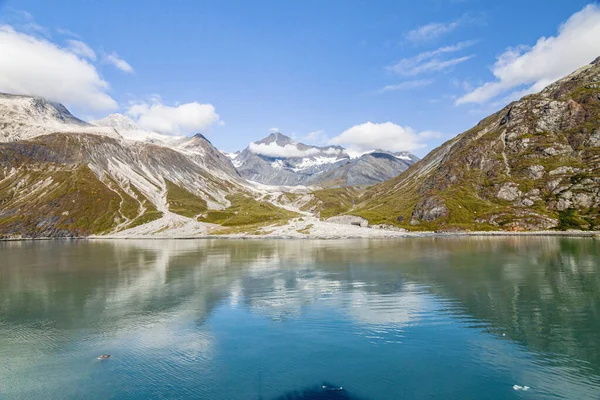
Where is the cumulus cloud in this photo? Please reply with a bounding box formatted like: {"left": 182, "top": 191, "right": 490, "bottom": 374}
{"left": 388, "top": 40, "right": 476, "bottom": 76}
{"left": 66, "top": 39, "right": 96, "bottom": 60}
{"left": 457, "top": 5, "right": 600, "bottom": 105}
{"left": 248, "top": 142, "right": 321, "bottom": 158}
{"left": 329, "top": 122, "right": 429, "bottom": 155}
{"left": 126, "top": 100, "right": 221, "bottom": 135}
{"left": 269, "top": 127, "right": 280, "bottom": 133}
{"left": 0, "top": 25, "right": 117, "bottom": 111}
{"left": 103, "top": 51, "right": 134, "bottom": 73}
{"left": 377, "top": 78, "right": 434, "bottom": 93}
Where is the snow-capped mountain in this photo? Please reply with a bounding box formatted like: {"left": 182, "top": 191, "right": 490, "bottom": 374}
{"left": 0, "top": 93, "right": 122, "bottom": 142}
{"left": 178, "top": 133, "right": 240, "bottom": 178}
{"left": 234, "top": 132, "right": 419, "bottom": 187}
{"left": 91, "top": 113, "right": 187, "bottom": 146}
{"left": 0, "top": 93, "right": 247, "bottom": 238}
{"left": 91, "top": 113, "right": 138, "bottom": 131}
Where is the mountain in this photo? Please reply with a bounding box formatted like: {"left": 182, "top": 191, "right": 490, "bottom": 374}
{"left": 234, "top": 132, "right": 418, "bottom": 187}
{"left": 0, "top": 93, "right": 96, "bottom": 142}
{"left": 91, "top": 113, "right": 186, "bottom": 146}
{"left": 0, "top": 94, "right": 255, "bottom": 238}
{"left": 91, "top": 113, "right": 139, "bottom": 131}
{"left": 92, "top": 114, "right": 239, "bottom": 176}
{"left": 353, "top": 56, "right": 600, "bottom": 231}
{"left": 178, "top": 133, "right": 240, "bottom": 177}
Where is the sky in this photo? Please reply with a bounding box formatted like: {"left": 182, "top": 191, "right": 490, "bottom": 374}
{"left": 0, "top": 0, "right": 599, "bottom": 157}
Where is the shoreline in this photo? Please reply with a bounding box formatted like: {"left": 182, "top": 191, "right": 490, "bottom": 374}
{"left": 2, "top": 230, "right": 600, "bottom": 241}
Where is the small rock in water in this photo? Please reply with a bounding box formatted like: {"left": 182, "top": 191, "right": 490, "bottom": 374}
{"left": 513, "top": 385, "right": 530, "bottom": 391}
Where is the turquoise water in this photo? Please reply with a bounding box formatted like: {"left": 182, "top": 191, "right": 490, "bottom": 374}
{"left": 1, "top": 238, "right": 599, "bottom": 399}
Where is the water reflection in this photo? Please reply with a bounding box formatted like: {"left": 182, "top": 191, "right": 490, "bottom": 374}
{"left": 1, "top": 238, "right": 600, "bottom": 399}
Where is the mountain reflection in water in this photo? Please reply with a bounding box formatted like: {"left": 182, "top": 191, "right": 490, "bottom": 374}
{"left": 0, "top": 238, "right": 599, "bottom": 399}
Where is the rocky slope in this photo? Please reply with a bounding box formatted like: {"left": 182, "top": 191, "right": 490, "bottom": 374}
{"left": 0, "top": 93, "right": 104, "bottom": 142}
{"left": 353, "top": 56, "right": 600, "bottom": 231}
{"left": 0, "top": 94, "right": 256, "bottom": 238}
{"left": 234, "top": 132, "right": 418, "bottom": 187}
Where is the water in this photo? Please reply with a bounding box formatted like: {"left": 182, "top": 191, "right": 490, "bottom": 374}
{"left": 1, "top": 238, "right": 599, "bottom": 399}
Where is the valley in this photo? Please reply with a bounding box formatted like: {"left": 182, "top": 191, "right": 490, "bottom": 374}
{"left": 1, "top": 57, "right": 600, "bottom": 238}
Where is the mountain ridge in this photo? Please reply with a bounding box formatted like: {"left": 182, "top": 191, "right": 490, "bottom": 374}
{"left": 234, "top": 132, "right": 419, "bottom": 187}
{"left": 2, "top": 56, "right": 600, "bottom": 237}
{"left": 351, "top": 55, "right": 600, "bottom": 231}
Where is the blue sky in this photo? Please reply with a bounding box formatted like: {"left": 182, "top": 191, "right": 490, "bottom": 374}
{"left": 0, "top": 0, "right": 598, "bottom": 156}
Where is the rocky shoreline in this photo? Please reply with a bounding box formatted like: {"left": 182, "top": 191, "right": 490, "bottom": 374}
{"left": 2, "top": 229, "right": 600, "bottom": 241}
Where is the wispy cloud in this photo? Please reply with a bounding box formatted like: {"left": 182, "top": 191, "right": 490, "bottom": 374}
{"left": 387, "top": 40, "right": 476, "bottom": 76}
{"left": 56, "top": 27, "right": 80, "bottom": 38}
{"left": 376, "top": 78, "right": 434, "bottom": 93}
{"left": 406, "top": 21, "right": 461, "bottom": 44}
{"left": 103, "top": 51, "right": 134, "bottom": 73}
{"left": 301, "top": 130, "right": 329, "bottom": 145}
{"left": 1, "top": 8, "right": 49, "bottom": 37}
{"left": 405, "top": 14, "right": 481, "bottom": 44}
{"left": 457, "top": 4, "right": 600, "bottom": 105}
{"left": 66, "top": 39, "right": 96, "bottom": 60}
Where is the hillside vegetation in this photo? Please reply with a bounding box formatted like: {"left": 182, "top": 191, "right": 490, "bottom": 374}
{"left": 349, "top": 57, "right": 600, "bottom": 231}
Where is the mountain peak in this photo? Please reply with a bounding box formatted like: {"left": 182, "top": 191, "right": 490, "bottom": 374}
{"left": 91, "top": 113, "right": 138, "bottom": 131}
{"left": 192, "top": 133, "right": 212, "bottom": 144}
{"left": 258, "top": 132, "right": 295, "bottom": 146}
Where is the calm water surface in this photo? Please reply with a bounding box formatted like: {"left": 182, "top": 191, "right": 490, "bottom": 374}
{"left": 1, "top": 238, "right": 599, "bottom": 399}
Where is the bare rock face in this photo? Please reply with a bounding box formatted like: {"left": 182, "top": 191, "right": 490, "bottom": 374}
{"left": 584, "top": 128, "right": 600, "bottom": 147}
{"left": 357, "top": 55, "right": 600, "bottom": 231}
{"left": 410, "top": 196, "right": 449, "bottom": 224}
{"left": 325, "top": 215, "right": 370, "bottom": 228}
{"left": 527, "top": 165, "right": 545, "bottom": 180}
{"left": 233, "top": 132, "right": 419, "bottom": 187}
{"left": 371, "top": 224, "right": 408, "bottom": 232}
{"left": 497, "top": 182, "right": 522, "bottom": 202}
{"left": 486, "top": 210, "right": 558, "bottom": 231}
{"left": 549, "top": 166, "right": 581, "bottom": 176}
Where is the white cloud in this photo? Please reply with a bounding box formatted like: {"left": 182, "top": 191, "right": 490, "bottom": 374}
{"left": 126, "top": 100, "right": 221, "bottom": 135}
{"left": 56, "top": 28, "right": 80, "bottom": 38}
{"left": 269, "top": 127, "right": 280, "bottom": 133}
{"left": 377, "top": 78, "right": 434, "bottom": 93}
{"left": 248, "top": 142, "right": 321, "bottom": 158}
{"left": 406, "top": 20, "right": 461, "bottom": 43}
{"left": 388, "top": 40, "right": 476, "bottom": 76}
{"left": 0, "top": 25, "right": 117, "bottom": 111}
{"left": 405, "top": 14, "right": 481, "bottom": 43}
{"left": 302, "top": 130, "right": 329, "bottom": 145}
{"left": 103, "top": 51, "right": 134, "bottom": 73}
{"left": 457, "top": 5, "right": 600, "bottom": 105}
{"left": 329, "top": 122, "right": 428, "bottom": 155}
{"left": 66, "top": 39, "right": 96, "bottom": 60}
{"left": 1, "top": 8, "right": 49, "bottom": 37}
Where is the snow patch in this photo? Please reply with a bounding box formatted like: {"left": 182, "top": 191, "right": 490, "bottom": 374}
{"left": 271, "top": 159, "right": 286, "bottom": 170}
{"left": 291, "top": 156, "right": 344, "bottom": 172}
